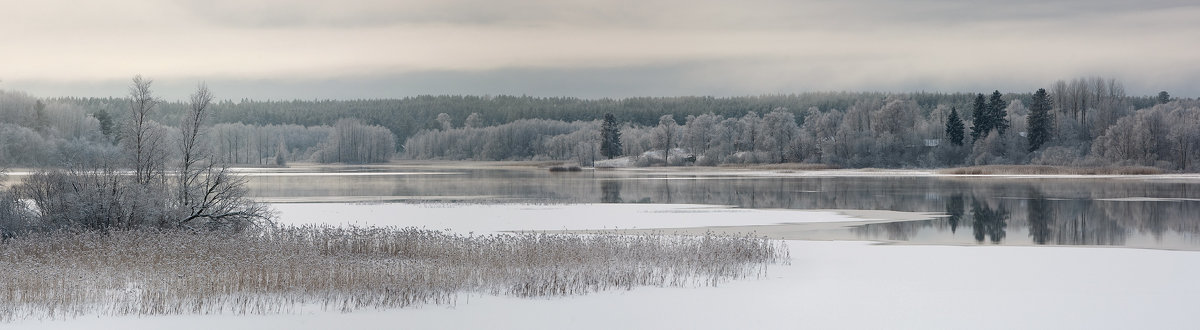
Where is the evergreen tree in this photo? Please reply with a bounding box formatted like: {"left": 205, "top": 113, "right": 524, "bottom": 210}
{"left": 945, "top": 107, "right": 965, "bottom": 146}
{"left": 93, "top": 110, "right": 114, "bottom": 140}
{"left": 1158, "top": 91, "right": 1171, "bottom": 104}
{"left": 1027, "top": 88, "right": 1053, "bottom": 152}
{"left": 988, "top": 90, "right": 1009, "bottom": 135}
{"left": 969, "top": 93, "right": 988, "bottom": 142}
{"left": 600, "top": 113, "right": 623, "bottom": 159}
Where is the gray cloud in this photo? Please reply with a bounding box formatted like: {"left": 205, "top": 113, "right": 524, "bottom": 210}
{"left": 174, "top": 0, "right": 1200, "bottom": 29}
{"left": 11, "top": 57, "right": 1198, "bottom": 101}
{"left": 1, "top": 0, "right": 1198, "bottom": 98}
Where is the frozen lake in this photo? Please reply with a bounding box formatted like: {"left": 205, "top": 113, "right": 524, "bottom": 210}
{"left": 14, "top": 163, "right": 1200, "bottom": 329}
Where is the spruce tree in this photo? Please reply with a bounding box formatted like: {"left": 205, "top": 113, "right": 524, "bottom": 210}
{"left": 945, "top": 107, "right": 965, "bottom": 146}
{"left": 1027, "top": 88, "right": 1053, "bottom": 152}
{"left": 988, "top": 90, "right": 1010, "bottom": 135}
{"left": 1158, "top": 91, "right": 1171, "bottom": 104}
{"left": 600, "top": 113, "right": 623, "bottom": 159}
{"left": 969, "top": 93, "right": 988, "bottom": 142}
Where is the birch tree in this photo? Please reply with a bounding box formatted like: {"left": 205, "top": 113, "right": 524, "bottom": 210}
{"left": 652, "top": 115, "right": 678, "bottom": 165}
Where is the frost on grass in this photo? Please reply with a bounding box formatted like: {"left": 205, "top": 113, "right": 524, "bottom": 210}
{"left": 0, "top": 226, "right": 788, "bottom": 321}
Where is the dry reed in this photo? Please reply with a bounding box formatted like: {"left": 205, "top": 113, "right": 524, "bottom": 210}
{"left": 939, "top": 165, "right": 1164, "bottom": 175}
{"left": 718, "top": 163, "right": 840, "bottom": 170}
{"left": 0, "top": 226, "right": 787, "bottom": 321}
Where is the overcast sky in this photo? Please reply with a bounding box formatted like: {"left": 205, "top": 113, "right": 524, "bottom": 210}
{"left": 1, "top": 0, "right": 1197, "bottom": 100}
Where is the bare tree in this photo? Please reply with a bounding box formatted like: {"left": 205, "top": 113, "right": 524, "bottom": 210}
{"left": 177, "top": 166, "right": 271, "bottom": 230}
{"left": 178, "top": 83, "right": 213, "bottom": 221}
{"left": 177, "top": 82, "right": 213, "bottom": 202}
{"left": 175, "top": 83, "right": 271, "bottom": 230}
{"left": 0, "top": 169, "right": 35, "bottom": 237}
{"left": 124, "top": 75, "right": 167, "bottom": 185}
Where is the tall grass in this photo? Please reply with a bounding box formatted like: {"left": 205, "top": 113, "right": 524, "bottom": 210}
{"left": 718, "top": 163, "right": 840, "bottom": 170}
{"left": 0, "top": 226, "right": 787, "bottom": 321}
{"left": 939, "top": 165, "right": 1164, "bottom": 175}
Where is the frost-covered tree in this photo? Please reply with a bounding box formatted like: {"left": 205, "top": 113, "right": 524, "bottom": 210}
{"left": 761, "top": 108, "right": 800, "bottom": 163}
{"left": 436, "top": 113, "right": 452, "bottom": 131}
{"left": 736, "top": 112, "right": 761, "bottom": 153}
{"left": 464, "top": 112, "right": 483, "bottom": 129}
{"left": 315, "top": 118, "right": 396, "bottom": 163}
{"left": 11, "top": 79, "right": 272, "bottom": 233}
{"left": 1092, "top": 100, "right": 1200, "bottom": 169}
{"left": 175, "top": 83, "right": 268, "bottom": 230}
{"left": 0, "top": 169, "right": 35, "bottom": 237}
{"left": 178, "top": 83, "right": 212, "bottom": 218}
{"left": 123, "top": 75, "right": 169, "bottom": 186}
{"left": 681, "top": 113, "right": 717, "bottom": 157}
{"left": 652, "top": 115, "right": 679, "bottom": 165}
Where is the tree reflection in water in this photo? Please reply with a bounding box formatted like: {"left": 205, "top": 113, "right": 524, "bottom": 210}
{"left": 247, "top": 169, "right": 1200, "bottom": 249}
{"left": 945, "top": 194, "right": 964, "bottom": 234}
{"left": 601, "top": 180, "right": 623, "bottom": 203}
{"left": 1027, "top": 191, "right": 1052, "bottom": 244}
{"left": 970, "top": 199, "right": 1008, "bottom": 243}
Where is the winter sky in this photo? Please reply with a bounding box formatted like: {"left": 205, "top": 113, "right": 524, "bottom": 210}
{"left": 1, "top": 0, "right": 1197, "bottom": 100}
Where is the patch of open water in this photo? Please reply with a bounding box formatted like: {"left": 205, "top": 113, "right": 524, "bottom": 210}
{"left": 246, "top": 166, "right": 1200, "bottom": 250}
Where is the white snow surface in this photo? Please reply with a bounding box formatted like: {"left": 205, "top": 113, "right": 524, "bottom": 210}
{"left": 11, "top": 203, "right": 1200, "bottom": 330}
{"left": 268, "top": 203, "right": 915, "bottom": 233}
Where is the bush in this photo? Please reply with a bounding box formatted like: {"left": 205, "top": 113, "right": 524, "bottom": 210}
{"left": 0, "top": 179, "right": 34, "bottom": 238}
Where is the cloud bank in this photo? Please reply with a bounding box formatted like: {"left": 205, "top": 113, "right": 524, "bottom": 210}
{"left": 1, "top": 0, "right": 1197, "bottom": 99}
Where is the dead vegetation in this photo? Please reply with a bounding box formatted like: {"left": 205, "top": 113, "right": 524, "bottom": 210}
{"left": 0, "top": 226, "right": 787, "bottom": 321}
{"left": 939, "top": 165, "right": 1165, "bottom": 175}
{"left": 718, "top": 163, "right": 840, "bottom": 170}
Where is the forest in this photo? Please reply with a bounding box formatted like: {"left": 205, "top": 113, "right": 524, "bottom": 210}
{"left": 0, "top": 76, "right": 1195, "bottom": 171}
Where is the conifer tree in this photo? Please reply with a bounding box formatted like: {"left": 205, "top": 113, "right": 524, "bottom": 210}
{"left": 600, "top": 113, "right": 623, "bottom": 159}
{"left": 1027, "top": 88, "right": 1053, "bottom": 152}
{"left": 969, "top": 93, "right": 988, "bottom": 142}
{"left": 988, "top": 90, "right": 1009, "bottom": 135}
{"left": 945, "top": 107, "right": 965, "bottom": 146}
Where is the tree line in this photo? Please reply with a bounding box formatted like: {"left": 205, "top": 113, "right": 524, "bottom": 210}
{"left": 0, "top": 93, "right": 395, "bottom": 167}
{"left": 402, "top": 79, "right": 1195, "bottom": 170}
{"left": 0, "top": 76, "right": 1191, "bottom": 170}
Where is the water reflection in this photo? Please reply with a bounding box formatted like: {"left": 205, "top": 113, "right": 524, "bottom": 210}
{"left": 601, "top": 180, "right": 622, "bottom": 203}
{"left": 850, "top": 190, "right": 1200, "bottom": 249}
{"left": 245, "top": 168, "right": 1200, "bottom": 250}
{"left": 945, "top": 194, "right": 964, "bottom": 234}
{"left": 1028, "top": 192, "right": 1051, "bottom": 244}
{"left": 970, "top": 199, "right": 1008, "bottom": 243}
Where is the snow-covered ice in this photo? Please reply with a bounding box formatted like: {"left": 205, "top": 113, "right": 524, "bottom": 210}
{"left": 12, "top": 239, "right": 1199, "bottom": 330}
{"left": 268, "top": 203, "right": 932, "bottom": 233}
{"left": 9, "top": 202, "right": 1199, "bottom": 330}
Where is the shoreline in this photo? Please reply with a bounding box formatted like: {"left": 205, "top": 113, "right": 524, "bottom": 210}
{"left": 8, "top": 161, "right": 1200, "bottom": 181}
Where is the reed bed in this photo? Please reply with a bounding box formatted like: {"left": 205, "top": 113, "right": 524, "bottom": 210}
{"left": 0, "top": 226, "right": 788, "bottom": 321}
{"left": 718, "top": 163, "right": 840, "bottom": 170}
{"left": 939, "top": 165, "right": 1164, "bottom": 175}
